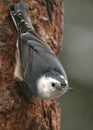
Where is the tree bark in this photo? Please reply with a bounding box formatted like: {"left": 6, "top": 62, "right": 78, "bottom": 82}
{"left": 0, "top": 0, "right": 64, "bottom": 130}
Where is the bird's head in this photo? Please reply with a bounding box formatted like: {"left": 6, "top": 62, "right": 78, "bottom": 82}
{"left": 37, "top": 71, "right": 72, "bottom": 99}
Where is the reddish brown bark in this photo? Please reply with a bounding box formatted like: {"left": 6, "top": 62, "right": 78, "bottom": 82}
{"left": 0, "top": 0, "right": 64, "bottom": 130}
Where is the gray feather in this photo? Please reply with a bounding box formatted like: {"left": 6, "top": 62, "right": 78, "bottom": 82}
{"left": 9, "top": 3, "right": 67, "bottom": 97}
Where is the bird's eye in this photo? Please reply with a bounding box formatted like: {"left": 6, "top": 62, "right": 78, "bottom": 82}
{"left": 51, "top": 82, "right": 56, "bottom": 87}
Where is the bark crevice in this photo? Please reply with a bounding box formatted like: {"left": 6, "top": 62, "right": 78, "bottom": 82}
{"left": 0, "top": 0, "right": 64, "bottom": 129}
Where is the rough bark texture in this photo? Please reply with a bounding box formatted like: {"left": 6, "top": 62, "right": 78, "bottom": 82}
{"left": 0, "top": 0, "right": 64, "bottom": 130}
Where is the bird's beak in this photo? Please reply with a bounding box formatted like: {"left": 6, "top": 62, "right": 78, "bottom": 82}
{"left": 68, "top": 87, "right": 74, "bottom": 91}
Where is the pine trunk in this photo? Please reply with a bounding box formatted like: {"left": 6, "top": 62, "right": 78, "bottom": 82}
{"left": 0, "top": 0, "right": 64, "bottom": 130}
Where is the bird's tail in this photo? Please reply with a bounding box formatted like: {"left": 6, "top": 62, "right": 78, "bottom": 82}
{"left": 9, "top": 2, "right": 33, "bottom": 32}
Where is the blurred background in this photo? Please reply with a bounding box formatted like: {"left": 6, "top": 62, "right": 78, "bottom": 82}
{"left": 58, "top": 0, "right": 93, "bottom": 130}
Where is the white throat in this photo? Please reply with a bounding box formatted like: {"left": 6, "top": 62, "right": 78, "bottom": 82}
{"left": 37, "top": 75, "right": 68, "bottom": 99}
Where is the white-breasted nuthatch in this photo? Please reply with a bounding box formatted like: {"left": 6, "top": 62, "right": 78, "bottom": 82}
{"left": 9, "top": 3, "right": 72, "bottom": 99}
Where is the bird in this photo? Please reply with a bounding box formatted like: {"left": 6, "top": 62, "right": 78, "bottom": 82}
{"left": 9, "top": 3, "right": 72, "bottom": 99}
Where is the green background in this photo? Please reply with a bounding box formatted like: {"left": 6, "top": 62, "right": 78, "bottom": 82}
{"left": 58, "top": 0, "right": 93, "bottom": 130}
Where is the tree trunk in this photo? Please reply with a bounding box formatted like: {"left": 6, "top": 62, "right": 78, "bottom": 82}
{"left": 0, "top": 0, "right": 64, "bottom": 130}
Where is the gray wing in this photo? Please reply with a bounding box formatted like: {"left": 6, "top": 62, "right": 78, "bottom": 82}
{"left": 19, "top": 31, "right": 56, "bottom": 74}
{"left": 18, "top": 32, "right": 67, "bottom": 95}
